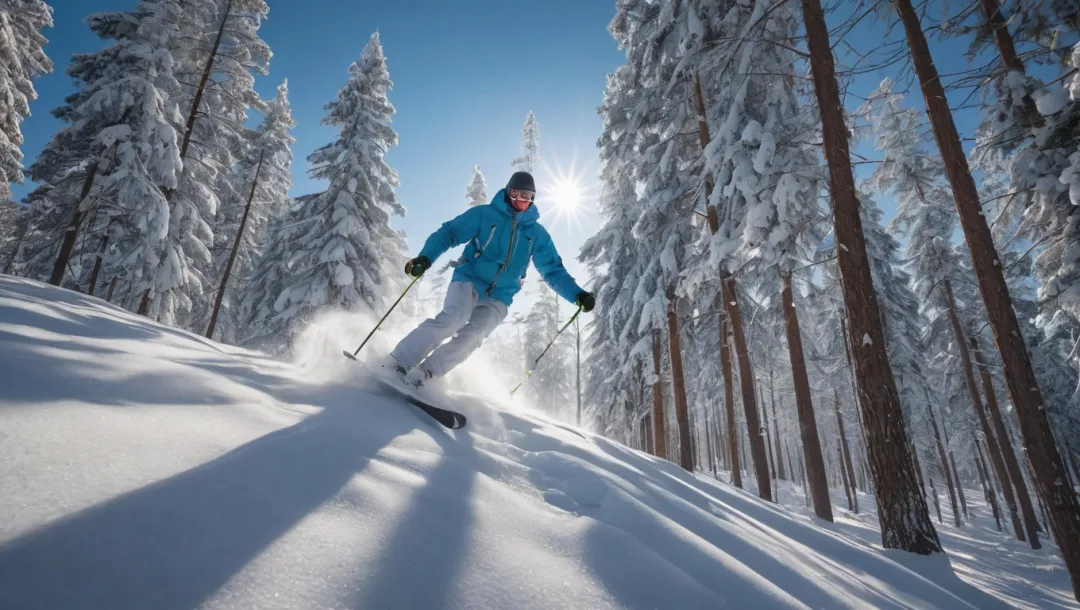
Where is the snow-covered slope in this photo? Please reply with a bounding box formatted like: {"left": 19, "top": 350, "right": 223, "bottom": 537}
{"left": 0, "top": 275, "right": 1076, "bottom": 610}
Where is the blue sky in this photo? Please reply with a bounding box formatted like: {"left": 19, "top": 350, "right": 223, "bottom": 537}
{"left": 17, "top": 0, "right": 1010, "bottom": 310}
{"left": 17, "top": 0, "right": 625, "bottom": 307}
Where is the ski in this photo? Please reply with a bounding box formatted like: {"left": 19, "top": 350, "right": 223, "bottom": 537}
{"left": 345, "top": 351, "right": 467, "bottom": 429}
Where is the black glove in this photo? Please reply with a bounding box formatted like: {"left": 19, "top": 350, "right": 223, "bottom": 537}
{"left": 576, "top": 291, "right": 595, "bottom": 313}
{"left": 404, "top": 256, "right": 431, "bottom": 278}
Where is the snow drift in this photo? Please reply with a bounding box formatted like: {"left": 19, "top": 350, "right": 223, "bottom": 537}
{"left": 0, "top": 276, "right": 1075, "bottom": 609}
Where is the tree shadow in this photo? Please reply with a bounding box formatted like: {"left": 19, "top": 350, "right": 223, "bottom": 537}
{"left": 0, "top": 277, "right": 255, "bottom": 358}
{"left": 347, "top": 429, "right": 478, "bottom": 609}
{"left": 498, "top": 415, "right": 1012, "bottom": 609}
{"left": 0, "top": 335, "right": 245, "bottom": 407}
{"left": 0, "top": 405, "right": 414, "bottom": 610}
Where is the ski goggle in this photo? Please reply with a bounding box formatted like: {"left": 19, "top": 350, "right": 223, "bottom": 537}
{"left": 509, "top": 188, "right": 535, "bottom": 201}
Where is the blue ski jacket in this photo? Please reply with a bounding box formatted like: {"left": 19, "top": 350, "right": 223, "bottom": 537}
{"left": 417, "top": 189, "right": 585, "bottom": 306}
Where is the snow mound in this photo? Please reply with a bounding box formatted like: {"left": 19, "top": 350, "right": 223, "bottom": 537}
{"left": 0, "top": 276, "right": 1074, "bottom": 609}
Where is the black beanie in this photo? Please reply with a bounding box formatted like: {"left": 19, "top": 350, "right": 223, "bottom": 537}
{"left": 506, "top": 171, "right": 536, "bottom": 192}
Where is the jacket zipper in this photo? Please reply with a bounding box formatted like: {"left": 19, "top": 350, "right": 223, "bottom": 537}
{"left": 485, "top": 215, "right": 518, "bottom": 295}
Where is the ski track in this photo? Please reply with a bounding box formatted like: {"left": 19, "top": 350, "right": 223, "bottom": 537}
{"left": 0, "top": 275, "right": 1076, "bottom": 609}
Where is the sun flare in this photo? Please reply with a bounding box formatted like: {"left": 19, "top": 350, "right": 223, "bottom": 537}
{"left": 551, "top": 178, "right": 583, "bottom": 213}
{"left": 533, "top": 146, "right": 601, "bottom": 234}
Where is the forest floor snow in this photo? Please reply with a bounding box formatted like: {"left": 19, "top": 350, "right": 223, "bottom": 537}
{"left": 0, "top": 275, "right": 1076, "bottom": 609}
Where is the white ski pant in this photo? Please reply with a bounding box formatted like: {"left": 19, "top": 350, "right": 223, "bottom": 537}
{"left": 392, "top": 281, "right": 508, "bottom": 377}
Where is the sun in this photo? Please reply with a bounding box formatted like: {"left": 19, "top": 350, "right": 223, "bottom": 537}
{"left": 551, "top": 178, "right": 582, "bottom": 213}
{"left": 533, "top": 145, "right": 601, "bottom": 233}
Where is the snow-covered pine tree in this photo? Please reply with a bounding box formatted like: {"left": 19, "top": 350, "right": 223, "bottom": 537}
{"left": 861, "top": 77, "right": 1040, "bottom": 546}
{"left": 251, "top": 32, "right": 406, "bottom": 353}
{"left": 857, "top": 195, "right": 935, "bottom": 452}
{"left": 466, "top": 165, "right": 487, "bottom": 206}
{"left": 580, "top": 154, "right": 642, "bottom": 441}
{"left": 511, "top": 111, "right": 539, "bottom": 174}
{"left": 0, "top": 197, "right": 22, "bottom": 270}
{"left": 206, "top": 79, "right": 295, "bottom": 343}
{"left": 800, "top": 0, "right": 942, "bottom": 555}
{"left": 672, "top": 0, "right": 828, "bottom": 514}
{"left": 960, "top": 3, "right": 1080, "bottom": 346}
{"left": 608, "top": 0, "right": 733, "bottom": 475}
{"left": 522, "top": 284, "right": 574, "bottom": 417}
{"left": 0, "top": 0, "right": 53, "bottom": 202}
{"left": 17, "top": 0, "right": 184, "bottom": 301}
{"left": 145, "top": 0, "right": 271, "bottom": 327}
{"left": 581, "top": 56, "right": 652, "bottom": 444}
{"left": 890, "top": 0, "right": 1080, "bottom": 579}
{"left": 239, "top": 194, "right": 304, "bottom": 352}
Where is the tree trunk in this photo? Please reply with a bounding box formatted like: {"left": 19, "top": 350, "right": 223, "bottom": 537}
{"left": 723, "top": 271, "right": 772, "bottom": 502}
{"left": 179, "top": 0, "right": 232, "bottom": 164}
{"left": 720, "top": 314, "right": 742, "bottom": 488}
{"left": 894, "top": 0, "right": 1079, "bottom": 589}
{"left": 49, "top": 164, "right": 98, "bottom": 286}
{"left": 86, "top": 231, "right": 109, "bottom": 296}
{"left": 944, "top": 278, "right": 1025, "bottom": 540}
{"left": 761, "top": 375, "right": 777, "bottom": 481}
{"left": 666, "top": 287, "right": 694, "bottom": 471}
{"left": 771, "top": 374, "right": 787, "bottom": 480}
{"left": 650, "top": 328, "right": 669, "bottom": 461}
{"left": 834, "top": 389, "right": 859, "bottom": 513}
{"left": 105, "top": 276, "right": 119, "bottom": 302}
{"left": 927, "top": 405, "right": 962, "bottom": 527}
{"left": 717, "top": 405, "right": 729, "bottom": 471}
{"left": 976, "top": 439, "right": 1005, "bottom": 531}
{"left": 694, "top": 70, "right": 764, "bottom": 495}
{"left": 939, "top": 415, "right": 970, "bottom": 520}
{"left": 786, "top": 437, "right": 797, "bottom": 490}
{"left": 207, "top": 150, "right": 266, "bottom": 340}
{"left": 137, "top": 288, "right": 152, "bottom": 316}
{"left": 801, "top": 0, "right": 941, "bottom": 554}
{"left": 799, "top": 438, "right": 811, "bottom": 508}
{"left": 740, "top": 420, "right": 749, "bottom": 482}
{"left": 781, "top": 270, "right": 832, "bottom": 520}
{"left": 838, "top": 443, "right": 854, "bottom": 511}
{"left": 950, "top": 453, "right": 970, "bottom": 520}
{"left": 705, "top": 413, "right": 716, "bottom": 475}
{"left": 970, "top": 334, "right": 1042, "bottom": 548}
{"left": 928, "top": 469, "right": 943, "bottom": 525}
{"left": 977, "top": 0, "right": 1041, "bottom": 129}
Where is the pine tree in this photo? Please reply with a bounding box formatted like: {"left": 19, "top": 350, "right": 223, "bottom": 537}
{"left": 800, "top": 0, "right": 942, "bottom": 555}
{"left": 0, "top": 0, "right": 53, "bottom": 202}
{"left": 891, "top": 0, "right": 1080, "bottom": 582}
{"left": 145, "top": 0, "right": 271, "bottom": 327}
{"left": 240, "top": 195, "right": 303, "bottom": 352}
{"left": 466, "top": 165, "right": 487, "bottom": 206}
{"left": 207, "top": 79, "right": 295, "bottom": 342}
{"left": 523, "top": 284, "right": 574, "bottom": 417}
{"left": 581, "top": 153, "right": 642, "bottom": 440}
{"left": 511, "top": 111, "right": 539, "bottom": 174}
{"left": 249, "top": 33, "right": 406, "bottom": 353}
{"left": 0, "top": 198, "right": 22, "bottom": 269}
{"left": 18, "top": 0, "right": 184, "bottom": 300}
{"left": 674, "top": 0, "right": 828, "bottom": 512}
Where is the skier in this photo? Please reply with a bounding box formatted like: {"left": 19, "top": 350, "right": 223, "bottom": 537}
{"left": 382, "top": 171, "right": 595, "bottom": 387}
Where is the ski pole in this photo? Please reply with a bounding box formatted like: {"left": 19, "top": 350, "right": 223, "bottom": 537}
{"left": 342, "top": 275, "right": 421, "bottom": 361}
{"left": 510, "top": 305, "right": 583, "bottom": 397}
